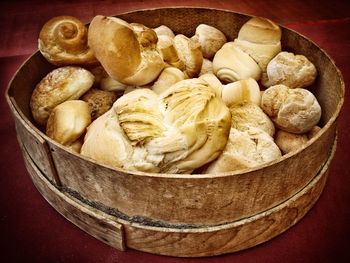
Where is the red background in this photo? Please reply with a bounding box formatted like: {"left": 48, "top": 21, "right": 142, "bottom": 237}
{"left": 1, "top": 1, "right": 350, "bottom": 262}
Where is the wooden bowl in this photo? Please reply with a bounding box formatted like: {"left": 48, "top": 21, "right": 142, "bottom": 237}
{"left": 5, "top": 7, "right": 344, "bottom": 257}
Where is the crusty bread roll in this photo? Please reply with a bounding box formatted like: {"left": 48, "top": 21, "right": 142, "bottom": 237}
{"left": 46, "top": 100, "right": 91, "bottom": 150}
{"left": 221, "top": 78, "right": 261, "bottom": 107}
{"left": 192, "top": 24, "right": 227, "bottom": 59}
{"left": 151, "top": 67, "right": 185, "bottom": 94}
{"left": 203, "top": 127, "right": 281, "bottom": 173}
{"left": 213, "top": 42, "right": 261, "bottom": 83}
{"left": 88, "top": 15, "right": 164, "bottom": 86}
{"left": 274, "top": 130, "right": 308, "bottom": 154}
{"left": 30, "top": 66, "right": 94, "bottom": 125}
{"left": 81, "top": 78, "right": 231, "bottom": 174}
{"left": 232, "top": 17, "right": 281, "bottom": 72}
{"left": 261, "top": 51, "right": 317, "bottom": 88}
{"left": 81, "top": 88, "right": 118, "bottom": 120}
{"left": 261, "top": 84, "right": 321, "bottom": 134}
{"left": 38, "top": 16, "right": 98, "bottom": 66}
{"left": 173, "top": 34, "right": 203, "bottom": 78}
{"left": 230, "top": 103, "right": 275, "bottom": 137}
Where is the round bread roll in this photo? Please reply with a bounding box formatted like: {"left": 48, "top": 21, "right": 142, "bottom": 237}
{"left": 213, "top": 42, "right": 261, "bottom": 83}
{"left": 46, "top": 100, "right": 91, "bottom": 149}
{"left": 156, "top": 35, "right": 185, "bottom": 70}
{"left": 192, "top": 24, "right": 227, "bottom": 59}
{"left": 151, "top": 67, "right": 185, "bottom": 94}
{"left": 199, "top": 58, "right": 214, "bottom": 76}
{"left": 173, "top": 34, "right": 203, "bottom": 78}
{"left": 82, "top": 78, "right": 231, "bottom": 174}
{"left": 203, "top": 127, "right": 281, "bottom": 173}
{"left": 261, "top": 84, "right": 321, "bottom": 134}
{"left": 153, "top": 25, "right": 175, "bottom": 38}
{"left": 274, "top": 130, "right": 308, "bottom": 154}
{"left": 30, "top": 66, "right": 94, "bottom": 125}
{"left": 38, "top": 16, "right": 98, "bottom": 66}
{"left": 230, "top": 103, "right": 275, "bottom": 137}
{"left": 88, "top": 15, "right": 164, "bottom": 86}
{"left": 262, "top": 51, "right": 317, "bottom": 88}
{"left": 81, "top": 89, "right": 118, "bottom": 120}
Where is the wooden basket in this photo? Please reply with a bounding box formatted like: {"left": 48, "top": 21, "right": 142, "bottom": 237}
{"left": 5, "top": 7, "right": 344, "bottom": 257}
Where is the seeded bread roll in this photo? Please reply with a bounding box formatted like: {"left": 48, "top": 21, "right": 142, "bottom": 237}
{"left": 38, "top": 16, "right": 98, "bottom": 66}
{"left": 88, "top": 15, "right": 164, "bottom": 86}
{"left": 30, "top": 66, "right": 94, "bottom": 125}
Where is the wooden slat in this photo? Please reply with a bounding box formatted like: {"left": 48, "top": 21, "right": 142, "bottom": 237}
{"left": 20, "top": 141, "right": 125, "bottom": 251}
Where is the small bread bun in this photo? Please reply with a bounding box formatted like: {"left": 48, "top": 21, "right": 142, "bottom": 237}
{"left": 46, "top": 100, "right": 91, "bottom": 148}
{"left": 38, "top": 16, "right": 98, "bottom": 66}
{"left": 173, "top": 34, "right": 203, "bottom": 78}
{"left": 221, "top": 78, "right": 261, "bottom": 107}
{"left": 81, "top": 88, "right": 118, "bottom": 120}
{"left": 157, "top": 35, "right": 185, "bottom": 70}
{"left": 262, "top": 51, "right": 317, "bottom": 88}
{"left": 199, "top": 58, "right": 213, "bottom": 76}
{"left": 213, "top": 42, "right": 261, "bottom": 83}
{"left": 261, "top": 85, "right": 321, "bottom": 134}
{"left": 203, "top": 127, "right": 281, "bottom": 173}
{"left": 30, "top": 66, "right": 94, "bottom": 125}
{"left": 153, "top": 25, "right": 175, "bottom": 38}
{"left": 88, "top": 15, "right": 164, "bottom": 86}
{"left": 151, "top": 67, "right": 185, "bottom": 94}
{"left": 274, "top": 130, "right": 308, "bottom": 154}
{"left": 193, "top": 24, "right": 227, "bottom": 59}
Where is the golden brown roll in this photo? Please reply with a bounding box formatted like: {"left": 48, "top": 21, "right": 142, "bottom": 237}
{"left": 30, "top": 66, "right": 94, "bottom": 125}
{"left": 46, "top": 100, "right": 91, "bottom": 150}
{"left": 38, "top": 16, "right": 98, "bottom": 66}
{"left": 88, "top": 15, "right": 164, "bottom": 86}
{"left": 274, "top": 130, "right": 308, "bottom": 154}
{"left": 81, "top": 88, "right": 118, "bottom": 120}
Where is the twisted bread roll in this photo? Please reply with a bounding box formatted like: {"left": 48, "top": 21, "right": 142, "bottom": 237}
{"left": 88, "top": 16, "right": 164, "bottom": 86}
{"left": 30, "top": 66, "right": 94, "bottom": 125}
{"left": 81, "top": 78, "right": 231, "bottom": 173}
{"left": 39, "top": 16, "right": 98, "bottom": 66}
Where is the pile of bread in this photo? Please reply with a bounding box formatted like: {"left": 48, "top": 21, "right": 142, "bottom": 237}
{"left": 30, "top": 15, "right": 321, "bottom": 174}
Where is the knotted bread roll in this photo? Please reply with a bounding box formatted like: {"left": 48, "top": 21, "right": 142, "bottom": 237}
{"left": 30, "top": 66, "right": 94, "bottom": 125}
{"left": 81, "top": 78, "right": 231, "bottom": 174}
{"left": 88, "top": 16, "right": 164, "bottom": 86}
{"left": 39, "top": 16, "right": 98, "bottom": 66}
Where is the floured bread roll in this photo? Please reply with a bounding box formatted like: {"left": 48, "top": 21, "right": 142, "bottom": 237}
{"left": 221, "top": 78, "right": 261, "bottom": 107}
{"left": 88, "top": 16, "right": 164, "bottom": 86}
{"left": 213, "top": 42, "right": 261, "bottom": 82}
{"left": 192, "top": 24, "right": 227, "bottom": 59}
{"left": 39, "top": 16, "right": 98, "bottom": 66}
{"left": 46, "top": 100, "right": 91, "bottom": 152}
{"left": 153, "top": 25, "right": 175, "bottom": 38}
{"left": 157, "top": 35, "right": 185, "bottom": 69}
{"left": 203, "top": 127, "right": 281, "bottom": 173}
{"left": 30, "top": 66, "right": 94, "bottom": 125}
{"left": 81, "top": 89, "right": 118, "bottom": 120}
{"left": 230, "top": 103, "right": 275, "bottom": 137}
{"left": 81, "top": 78, "right": 231, "bottom": 173}
{"left": 261, "top": 85, "right": 321, "bottom": 134}
{"left": 232, "top": 17, "right": 281, "bottom": 72}
{"left": 173, "top": 34, "right": 203, "bottom": 78}
{"left": 262, "top": 51, "right": 317, "bottom": 88}
{"left": 151, "top": 67, "right": 185, "bottom": 94}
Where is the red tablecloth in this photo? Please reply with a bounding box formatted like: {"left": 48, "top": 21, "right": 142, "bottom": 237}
{"left": 1, "top": 1, "right": 349, "bottom": 262}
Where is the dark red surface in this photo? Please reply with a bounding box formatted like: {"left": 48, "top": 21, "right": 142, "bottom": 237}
{"left": 1, "top": 1, "right": 350, "bottom": 262}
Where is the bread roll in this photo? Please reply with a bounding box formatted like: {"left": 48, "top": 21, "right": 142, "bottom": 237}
{"left": 192, "top": 24, "right": 227, "bottom": 59}
{"left": 261, "top": 85, "right": 321, "bottom": 134}
{"left": 38, "top": 16, "right": 98, "bottom": 66}
{"left": 30, "top": 66, "right": 94, "bottom": 125}
{"left": 199, "top": 58, "right": 213, "bottom": 76}
{"left": 262, "top": 51, "right": 317, "bottom": 88}
{"left": 221, "top": 78, "right": 261, "bottom": 107}
{"left": 274, "top": 130, "right": 308, "bottom": 154}
{"left": 81, "top": 78, "right": 231, "bottom": 174}
{"left": 81, "top": 88, "right": 118, "bottom": 120}
{"left": 173, "top": 34, "right": 203, "bottom": 78}
{"left": 230, "top": 103, "right": 275, "bottom": 137}
{"left": 203, "top": 127, "right": 281, "bottom": 173}
{"left": 88, "top": 15, "right": 164, "bottom": 86}
{"left": 151, "top": 67, "right": 185, "bottom": 94}
{"left": 46, "top": 100, "right": 91, "bottom": 149}
{"left": 198, "top": 73, "right": 222, "bottom": 97}
{"left": 156, "top": 35, "right": 185, "bottom": 70}
{"left": 213, "top": 42, "right": 261, "bottom": 83}
{"left": 153, "top": 25, "right": 175, "bottom": 38}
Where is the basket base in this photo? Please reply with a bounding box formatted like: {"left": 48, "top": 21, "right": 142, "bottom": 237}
{"left": 20, "top": 137, "right": 336, "bottom": 257}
